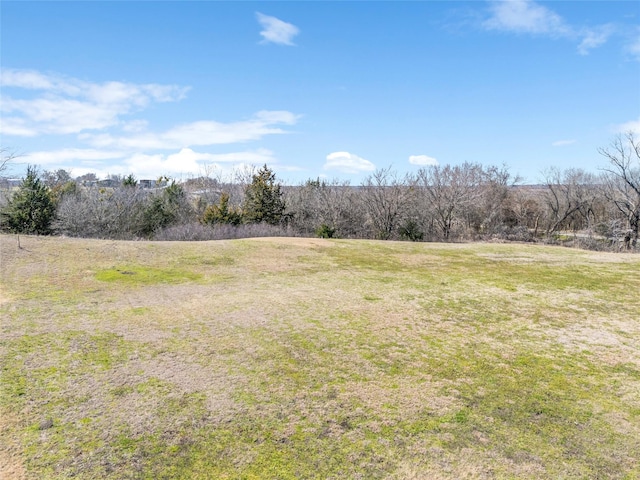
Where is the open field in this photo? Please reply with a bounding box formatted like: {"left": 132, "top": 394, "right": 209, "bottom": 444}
{"left": 1, "top": 234, "right": 639, "bottom": 479}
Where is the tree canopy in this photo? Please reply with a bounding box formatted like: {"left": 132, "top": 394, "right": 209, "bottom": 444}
{"left": 242, "top": 165, "right": 286, "bottom": 225}
{"left": 1, "top": 166, "right": 56, "bottom": 235}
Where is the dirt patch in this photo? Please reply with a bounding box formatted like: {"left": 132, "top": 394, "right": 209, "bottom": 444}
{"left": 0, "top": 410, "right": 27, "bottom": 480}
{"left": 340, "top": 377, "right": 459, "bottom": 417}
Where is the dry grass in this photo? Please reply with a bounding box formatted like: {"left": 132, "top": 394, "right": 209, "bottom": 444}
{"left": 1, "top": 234, "right": 639, "bottom": 479}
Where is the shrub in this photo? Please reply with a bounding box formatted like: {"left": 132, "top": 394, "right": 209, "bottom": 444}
{"left": 153, "top": 222, "right": 295, "bottom": 241}
{"left": 315, "top": 224, "right": 336, "bottom": 239}
{"left": 398, "top": 219, "right": 424, "bottom": 242}
{"left": 202, "top": 192, "right": 242, "bottom": 226}
{"left": 490, "top": 226, "right": 535, "bottom": 243}
{"left": 139, "top": 181, "right": 193, "bottom": 237}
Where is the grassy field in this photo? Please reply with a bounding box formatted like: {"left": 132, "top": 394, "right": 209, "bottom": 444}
{"left": 1, "top": 234, "right": 639, "bottom": 479}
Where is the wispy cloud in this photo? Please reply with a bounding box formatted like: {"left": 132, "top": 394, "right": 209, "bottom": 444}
{"left": 626, "top": 28, "right": 640, "bottom": 61}
{"left": 324, "top": 151, "right": 376, "bottom": 174}
{"left": 25, "top": 148, "right": 126, "bottom": 165}
{"left": 256, "top": 13, "right": 299, "bottom": 46}
{"left": 577, "top": 25, "right": 614, "bottom": 56}
{"left": 409, "top": 154, "right": 439, "bottom": 166}
{"left": 0, "top": 68, "right": 189, "bottom": 136}
{"left": 482, "top": 0, "right": 615, "bottom": 56}
{"left": 483, "top": 0, "right": 569, "bottom": 36}
{"left": 551, "top": 139, "right": 576, "bottom": 147}
{"left": 79, "top": 110, "right": 299, "bottom": 150}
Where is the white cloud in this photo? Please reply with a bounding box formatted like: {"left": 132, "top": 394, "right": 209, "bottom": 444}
{"left": 29, "top": 147, "right": 279, "bottom": 180}
{"left": 551, "top": 139, "right": 576, "bottom": 147}
{"left": 578, "top": 25, "right": 614, "bottom": 56}
{"left": 626, "top": 28, "right": 640, "bottom": 61}
{"left": 324, "top": 152, "right": 376, "bottom": 174}
{"left": 107, "top": 148, "right": 279, "bottom": 180}
{"left": 135, "top": 151, "right": 198, "bottom": 176}
{"left": 121, "top": 119, "right": 149, "bottom": 133}
{"left": 256, "top": 12, "right": 299, "bottom": 46}
{"left": 0, "top": 68, "right": 300, "bottom": 179}
{"left": 3, "top": 96, "right": 125, "bottom": 135}
{"left": 166, "top": 147, "right": 276, "bottom": 165}
{"left": 1, "top": 68, "right": 189, "bottom": 103}
{"left": 409, "top": 154, "right": 439, "bottom": 166}
{"left": 483, "top": 0, "right": 614, "bottom": 55}
{"left": 618, "top": 117, "right": 640, "bottom": 135}
{"left": 483, "top": 0, "right": 569, "bottom": 36}
{"left": 72, "top": 153, "right": 194, "bottom": 181}
{"left": 25, "top": 148, "right": 126, "bottom": 165}
{"left": 0, "top": 68, "right": 189, "bottom": 136}
{"left": 80, "top": 110, "right": 300, "bottom": 150}
{"left": 0, "top": 69, "right": 55, "bottom": 90}
{"left": 0, "top": 116, "right": 37, "bottom": 136}
{"left": 253, "top": 110, "right": 299, "bottom": 124}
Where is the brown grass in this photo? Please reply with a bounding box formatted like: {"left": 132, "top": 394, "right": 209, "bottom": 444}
{"left": 1, "top": 234, "right": 639, "bottom": 479}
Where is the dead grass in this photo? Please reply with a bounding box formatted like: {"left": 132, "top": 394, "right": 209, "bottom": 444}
{"left": 1, "top": 234, "right": 639, "bottom": 479}
{"left": 0, "top": 409, "right": 27, "bottom": 480}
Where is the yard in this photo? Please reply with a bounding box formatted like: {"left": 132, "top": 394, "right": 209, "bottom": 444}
{"left": 1, "top": 234, "right": 639, "bottom": 479}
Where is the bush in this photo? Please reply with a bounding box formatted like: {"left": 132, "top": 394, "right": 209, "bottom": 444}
{"left": 315, "top": 224, "right": 336, "bottom": 239}
{"left": 490, "top": 226, "right": 535, "bottom": 243}
{"left": 202, "top": 192, "right": 242, "bottom": 226}
{"left": 53, "top": 185, "right": 147, "bottom": 239}
{"left": 139, "top": 181, "right": 193, "bottom": 237}
{"left": 153, "top": 222, "right": 295, "bottom": 241}
{"left": 398, "top": 220, "right": 424, "bottom": 242}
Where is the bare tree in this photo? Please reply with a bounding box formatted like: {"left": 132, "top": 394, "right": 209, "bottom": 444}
{"left": 507, "top": 186, "right": 543, "bottom": 236}
{"left": 360, "top": 167, "right": 416, "bottom": 240}
{"left": 54, "top": 184, "right": 147, "bottom": 238}
{"left": 285, "top": 179, "right": 321, "bottom": 235}
{"left": 230, "top": 164, "right": 256, "bottom": 206}
{"left": 76, "top": 172, "right": 98, "bottom": 184}
{"left": 542, "top": 167, "right": 601, "bottom": 236}
{"left": 473, "top": 164, "right": 518, "bottom": 235}
{"left": 319, "top": 180, "right": 364, "bottom": 238}
{"left": 417, "top": 163, "right": 484, "bottom": 240}
{"left": 186, "top": 164, "right": 223, "bottom": 205}
{"left": 43, "top": 169, "right": 73, "bottom": 188}
{"left": 286, "top": 178, "right": 363, "bottom": 237}
{"left": 599, "top": 132, "right": 640, "bottom": 248}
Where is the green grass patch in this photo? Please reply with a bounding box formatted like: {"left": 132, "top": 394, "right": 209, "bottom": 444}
{"left": 95, "top": 265, "right": 202, "bottom": 285}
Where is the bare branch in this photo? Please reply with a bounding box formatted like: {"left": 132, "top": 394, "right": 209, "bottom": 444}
{"left": 0, "top": 147, "right": 23, "bottom": 174}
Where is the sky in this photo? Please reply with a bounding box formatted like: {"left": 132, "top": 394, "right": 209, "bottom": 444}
{"left": 1, "top": 1, "right": 639, "bottom": 184}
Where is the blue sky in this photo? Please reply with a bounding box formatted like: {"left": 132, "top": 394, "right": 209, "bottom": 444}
{"left": 1, "top": 1, "right": 639, "bottom": 184}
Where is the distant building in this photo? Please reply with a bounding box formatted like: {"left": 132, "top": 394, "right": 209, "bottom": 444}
{"left": 140, "top": 179, "right": 168, "bottom": 189}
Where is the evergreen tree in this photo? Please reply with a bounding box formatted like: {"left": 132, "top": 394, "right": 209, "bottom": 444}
{"left": 122, "top": 174, "right": 138, "bottom": 188}
{"left": 202, "top": 192, "right": 242, "bottom": 225}
{"left": 139, "top": 180, "right": 191, "bottom": 237}
{"left": 1, "top": 166, "right": 56, "bottom": 235}
{"left": 242, "top": 165, "right": 286, "bottom": 225}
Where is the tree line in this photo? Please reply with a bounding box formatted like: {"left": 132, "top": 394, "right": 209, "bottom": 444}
{"left": 1, "top": 133, "right": 638, "bottom": 251}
